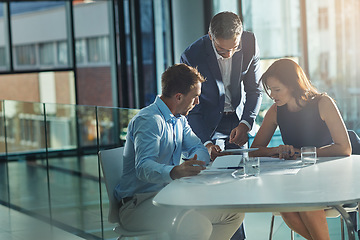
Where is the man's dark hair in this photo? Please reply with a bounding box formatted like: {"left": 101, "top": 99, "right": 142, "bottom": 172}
{"left": 161, "top": 64, "right": 205, "bottom": 98}
{"left": 209, "top": 11, "right": 243, "bottom": 40}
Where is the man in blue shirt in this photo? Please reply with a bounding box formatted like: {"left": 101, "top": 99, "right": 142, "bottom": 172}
{"left": 115, "top": 64, "right": 244, "bottom": 239}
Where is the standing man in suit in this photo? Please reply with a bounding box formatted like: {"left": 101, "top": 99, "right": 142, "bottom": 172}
{"left": 181, "top": 11, "right": 263, "bottom": 240}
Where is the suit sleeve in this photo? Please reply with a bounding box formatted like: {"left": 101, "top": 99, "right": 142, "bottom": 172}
{"left": 240, "top": 34, "right": 263, "bottom": 129}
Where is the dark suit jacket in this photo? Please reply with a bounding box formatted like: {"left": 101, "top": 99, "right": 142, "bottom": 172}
{"left": 180, "top": 32, "right": 262, "bottom": 143}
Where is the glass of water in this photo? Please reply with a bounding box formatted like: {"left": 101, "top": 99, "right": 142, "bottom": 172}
{"left": 244, "top": 156, "right": 260, "bottom": 177}
{"left": 301, "top": 146, "right": 317, "bottom": 165}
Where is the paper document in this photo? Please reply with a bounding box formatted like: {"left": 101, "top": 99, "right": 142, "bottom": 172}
{"left": 260, "top": 157, "right": 303, "bottom": 175}
{"left": 210, "top": 155, "right": 242, "bottom": 168}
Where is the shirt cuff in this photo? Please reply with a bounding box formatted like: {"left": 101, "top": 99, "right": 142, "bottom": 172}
{"left": 240, "top": 120, "right": 251, "bottom": 132}
{"left": 204, "top": 141, "right": 213, "bottom": 147}
{"left": 164, "top": 165, "right": 176, "bottom": 182}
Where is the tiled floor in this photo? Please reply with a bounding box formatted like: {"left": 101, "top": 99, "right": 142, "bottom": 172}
{"left": 0, "top": 204, "right": 85, "bottom": 240}
{"left": 0, "top": 156, "right": 358, "bottom": 240}
{"left": 1, "top": 205, "right": 358, "bottom": 240}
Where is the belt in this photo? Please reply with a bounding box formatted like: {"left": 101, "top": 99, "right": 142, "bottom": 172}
{"left": 119, "top": 196, "right": 133, "bottom": 208}
{"left": 223, "top": 111, "right": 235, "bottom": 116}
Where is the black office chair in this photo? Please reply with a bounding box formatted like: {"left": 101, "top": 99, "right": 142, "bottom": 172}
{"left": 348, "top": 130, "right": 360, "bottom": 154}
{"left": 347, "top": 130, "right": 360, "bottom": 238}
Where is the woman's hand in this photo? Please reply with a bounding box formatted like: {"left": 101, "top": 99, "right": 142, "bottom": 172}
{"left": 273, "top": 145, "right": 300, "bottom": 160}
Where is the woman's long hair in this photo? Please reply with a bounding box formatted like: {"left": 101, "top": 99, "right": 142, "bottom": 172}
{"left": 261, "top": 58, "right": 320, "bottom": 107}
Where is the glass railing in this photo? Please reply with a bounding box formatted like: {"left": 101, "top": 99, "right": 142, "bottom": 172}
{"left": 0, "top": 99, "right": 139, "bottom": 239}
{"left": 0, "top": 97, "right": 358, "bottom": 239}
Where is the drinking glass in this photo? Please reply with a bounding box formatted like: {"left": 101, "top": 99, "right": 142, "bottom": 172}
{"left": 301, "top": 146, "right": 317, "bottom": 165}
{"left": 244, "top": 156, "right": 260, "bottom": 177}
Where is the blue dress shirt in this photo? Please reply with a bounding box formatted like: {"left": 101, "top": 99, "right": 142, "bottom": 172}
{"left": 114, "top": 96, "right": 210, "bottom": 200}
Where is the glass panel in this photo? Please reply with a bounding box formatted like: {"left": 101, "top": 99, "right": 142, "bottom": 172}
{"left": 77, "top": 105, "right": 97, "bottom": 148}
{"left": 4, "top": 100, "right": 46, "bottom": 154}
{"left": 140, "top": 0, "right": 157, "bottom": 106}
{"left": 74, "top": 1, "right": 113, "bottom": 107}
{"left": 46, "top": 104, "right": 100, "bottom": 238}
{"left": 44, "top": 103, "right": 77, "bottom": 151}
{"left": 4, "top": 100, "right": 51, "bottom": 219}
{"left": 154, "top": 0, "right": 172, "bottom": 99}
{"left": 0, "top": 101, "right": 9, "bottom": 204}
{"left": 119, "top": 0, "right": 135, "bottom": 107}
{"left": 242, "top": 0, "right": 301, "bottom": 59}
{"left": 241, "top": 0, "right": 301, "bottom": 146}
{"left": 10, "top": 1, "right": 69, "bottom": 70}
{"left": 212, "top": 0, "right": 239, "bottom": 15}
{"left": 305, "top": 0, "right": 360, "bottom": 133}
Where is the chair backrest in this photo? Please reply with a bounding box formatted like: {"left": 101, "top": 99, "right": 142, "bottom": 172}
{"left": 348, "top": 130, "right": 360, "bottom": 155}
{"left": 99, "top": 147, "right": 124, "bottom": 223}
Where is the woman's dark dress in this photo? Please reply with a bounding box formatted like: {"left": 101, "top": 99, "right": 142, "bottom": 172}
{"left": 277, "top": 96, "right": 333, "bottom": 149}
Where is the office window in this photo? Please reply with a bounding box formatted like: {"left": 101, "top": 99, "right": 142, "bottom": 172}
{"left": 0, "top": 47, "right": 5, "bottom": 67}
{"left": 87, "top": 36, "right": 110, "bottom": 64}
{"left": 57, "top": 40, "right": 68, "bottom": 65}
{"left": 306, "top": 0, "right": 360, "bottom": 132}
{"left": 15, "top": 44, "right": 36, "bottom": 66}
{"left": 10, "top": 1, "right": 68, "bottom": 70}
{"left": 139, "top": 0, "right": 156, "bottom": 106}
{"left": 39, "top": 42, "right": 55, "bottom": 66}
{"left": 241, "top": 0, "right": 301, "bottom": 143}
{"left": 0, "top": 2, "right": 9, "bottom": 71}
{"left": 212, "top": 0, "right": 238, "bottom": 15}
{"left": 74, "top": 1, "right": 113, "bottom": 108}
{"left": 75, "top": 39, "right": 86, "bottom": 64}
{"left": 242, "top": 0, "right": 301, "bottom": 59}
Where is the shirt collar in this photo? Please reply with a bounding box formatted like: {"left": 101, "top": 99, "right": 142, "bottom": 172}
{"left": 211, "top": 39, "right": 234, "bottom": 61}
{"left": 154, "top": 96, "right": 180, "bottom": 124}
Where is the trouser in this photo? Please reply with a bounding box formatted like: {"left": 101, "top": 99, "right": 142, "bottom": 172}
{"left": 213, "top": 112, "right": 247, "bottom": 239}
{"left": 119, "top": 192, "right": 244, "bottom": 240}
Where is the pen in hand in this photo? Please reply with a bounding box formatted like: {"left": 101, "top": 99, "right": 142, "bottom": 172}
{"left": 182, "top": 157, "right": 205, "bottom": 167}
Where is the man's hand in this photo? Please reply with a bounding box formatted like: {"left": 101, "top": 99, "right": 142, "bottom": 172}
{"left": 229, "top": 123, "right": 249, "bottom": 146}
{"left": 170, "top": 154, "right": 206, "bottom": 180}
{"left": 205, "top": 142, "right": 229, "bottom": 161}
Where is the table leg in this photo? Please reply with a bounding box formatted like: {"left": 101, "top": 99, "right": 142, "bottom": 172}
{"left": 331, "top": 205, "right": 356, "bottom": 240}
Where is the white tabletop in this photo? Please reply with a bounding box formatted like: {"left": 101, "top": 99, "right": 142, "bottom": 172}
{"left": 153, "top": 155, "right": 360, "bottom": 213}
